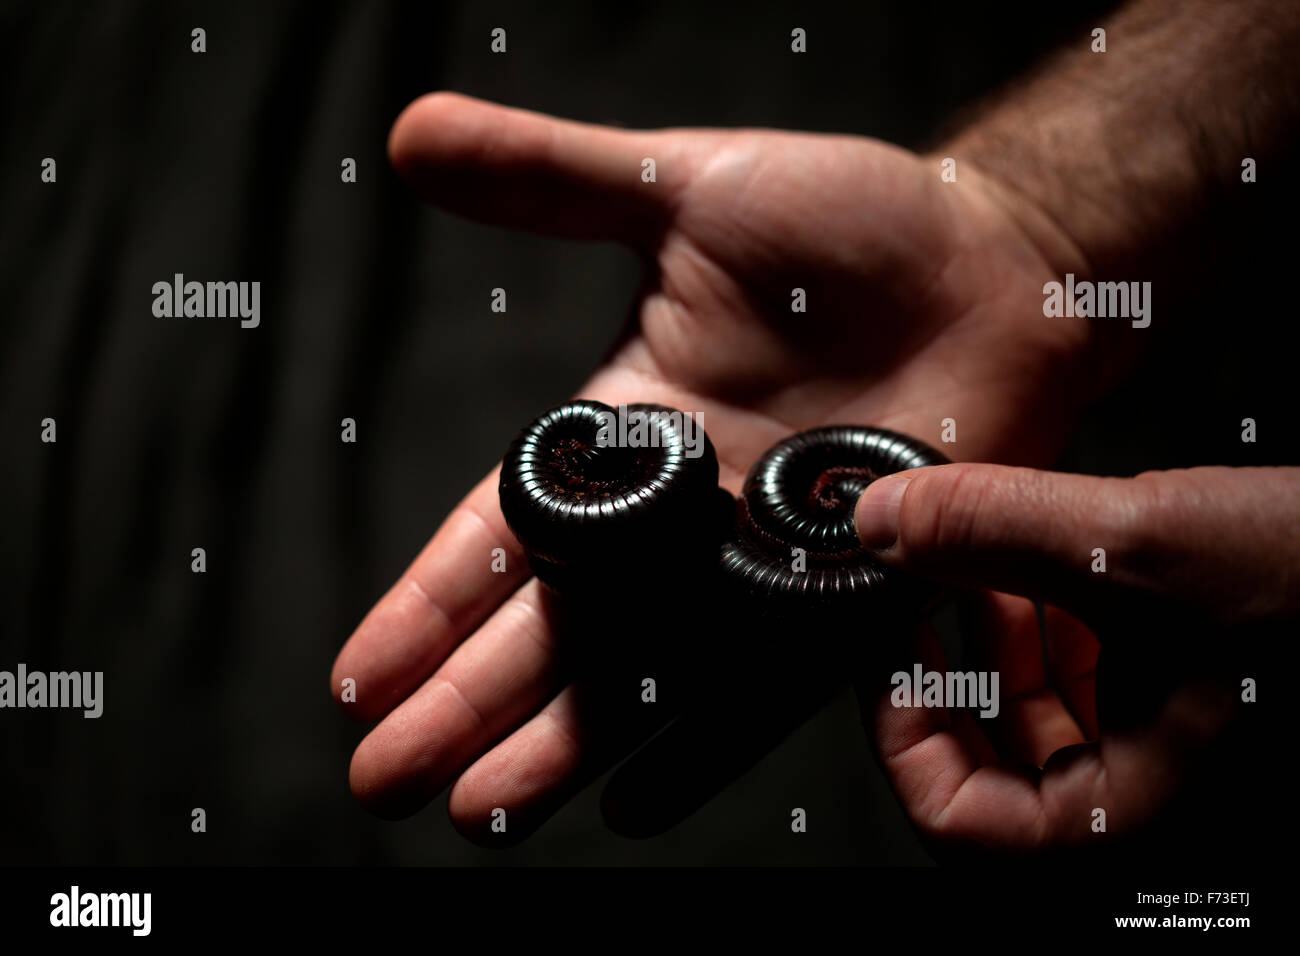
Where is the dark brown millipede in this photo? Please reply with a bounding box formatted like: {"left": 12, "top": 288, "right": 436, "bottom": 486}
{"left": 499, "top": 400, "right": 949, "bottom": 620}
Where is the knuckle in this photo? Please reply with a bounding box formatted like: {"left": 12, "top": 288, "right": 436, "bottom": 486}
{"left": 1099, "top": 472, "right": 1177, "bottom": 582}
{"left": 903, "top": 464, "right": 1000, "bottom": 559}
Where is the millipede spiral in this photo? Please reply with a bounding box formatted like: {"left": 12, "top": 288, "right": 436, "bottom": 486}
{"left": 720, "top": 425, "right": 949, "bottom": 616}
{"left": 499, "top": 400, "right": 721, "bottom": 593}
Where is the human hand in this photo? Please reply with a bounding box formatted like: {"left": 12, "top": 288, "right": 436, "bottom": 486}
{"left": 330, "top": 91, "right": 1123, "bottom": 840}
{"left": 855, "top": 463, "right": 1296, "bottom": 857}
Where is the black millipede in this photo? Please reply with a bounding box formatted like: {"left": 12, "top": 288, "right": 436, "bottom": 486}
{"left": 499, "top": 400, "right": 950, "bottom": 629}
{"left": 498, "top": 400, "right": 723, "bottom": 595}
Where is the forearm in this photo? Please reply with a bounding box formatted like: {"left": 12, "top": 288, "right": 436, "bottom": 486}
{"left": 939, "top": 0, "right": 1300, "bottom": 283}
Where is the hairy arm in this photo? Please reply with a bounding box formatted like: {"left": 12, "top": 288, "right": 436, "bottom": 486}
{"left": 944, "top": 0, "right": 1300, "bottom": 279}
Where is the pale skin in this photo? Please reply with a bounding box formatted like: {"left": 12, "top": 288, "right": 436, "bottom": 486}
{"left": 332, "top": 0, "right": 1299, "bottom": 851}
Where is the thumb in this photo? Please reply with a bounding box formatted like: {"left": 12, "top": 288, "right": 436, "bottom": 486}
{"left": 388, "top": 92, "right": 702, "bottom": 246}
{"left": 854, "top": 463, "right": 1300, "bottom": 625}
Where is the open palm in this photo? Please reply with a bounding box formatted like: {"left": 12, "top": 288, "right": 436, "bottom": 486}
{"left": 331, "top": 92, "right": 1106, "bottom": 841}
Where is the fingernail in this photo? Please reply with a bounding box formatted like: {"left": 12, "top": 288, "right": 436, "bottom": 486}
{"left": 855, "top": 475, "right": 911, "bottom": 550}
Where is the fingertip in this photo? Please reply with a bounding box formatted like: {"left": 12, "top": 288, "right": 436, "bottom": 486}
{"left": 447, "top": 777, "right": 533, "bottom": 848}
{"left": 348, "top": 735, "right": 430, "bottom": 821}
{"left": 329, "top": 647, "right": 389, "bottom": 723}
{"left": 387, "top": 92, "right": 435, "bottom": 177}
{"left": 855, "top": 473, "right": 912, "bottom": 552}
{"left": 346, "top": 741, "right": 391, "bottom": 817}
{"left": 387, "top": 90, "right": 486, "bottom": 184}
{"left": 328, "top": 654, "right": 362, "bottom": 719}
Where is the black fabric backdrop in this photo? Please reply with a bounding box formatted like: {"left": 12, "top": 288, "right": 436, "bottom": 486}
{"left": 1, "top": 0, "right": 1290, "bottom": 865}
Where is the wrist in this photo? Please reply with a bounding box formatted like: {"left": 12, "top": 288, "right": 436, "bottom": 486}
{"left": 929, "top": 149, "right": 1149, "bottom": 399}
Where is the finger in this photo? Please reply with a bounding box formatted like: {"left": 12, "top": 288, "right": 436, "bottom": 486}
{"left": 330, "top": 466, "right": 528, "bottom": 722}
{"left": 960, "top": 590, "right": 1046, "bottom": 699}
{"left": 962, "top": 591, "right": 1086, "bottom": 767}
{"left": 445, "top": 550, "right": 728, "bottom": 844}
{"left": 1042, "top": 604, "right": 1100, "bottom": 740}
{"left": 894, "top": 619, "right": 1000, "bottom": 768}
{"left": 347, "top": 580, "right": 562, "bottom": 819}
{"left": 855, "top": 463, "right": 1300, "bottom": 624}
{"left": 1036, "top": 675, "right": 1241, "bottom": 848}
{"left": 862, "top": 623, "right": 1007, "bottom": 840}
{"left": 447, "top": 677, "right": 676, "bottom": 845}
{"left": 388, "top": 91, "right": 705, "bottom": 245}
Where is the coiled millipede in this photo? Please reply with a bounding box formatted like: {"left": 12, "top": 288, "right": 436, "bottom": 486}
{"left": 499, "top": 400, "right": 949, "bottom": 629}
{"left": 498, "top": 400, "right": 723, "bottom": 596}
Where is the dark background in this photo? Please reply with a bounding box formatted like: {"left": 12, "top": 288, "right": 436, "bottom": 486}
{"left": 1, "top": 0, "right": 1291, "bottom": 866}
